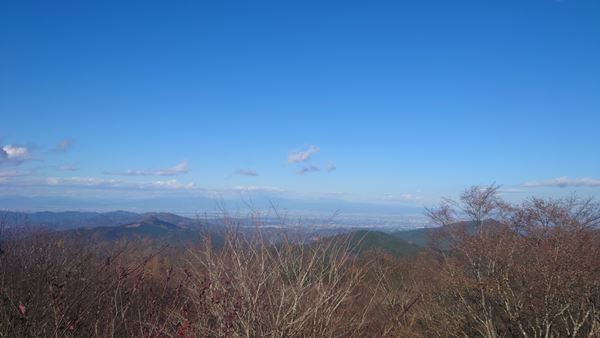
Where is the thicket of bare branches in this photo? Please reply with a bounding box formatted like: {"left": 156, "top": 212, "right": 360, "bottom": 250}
{"left": 421, "top": 186, "right": 600, "bottom": 338}
{"left": 0, "top": 186, "right": 599, "bottom": 337}
{"left": 0, "top": 222, "right": 394, "bottom": 337}
{"left": 182, "top": 230, "right": 380, "bottom": 337}
{"left": 0, "top": 230, "right": 187, "bottom": 337}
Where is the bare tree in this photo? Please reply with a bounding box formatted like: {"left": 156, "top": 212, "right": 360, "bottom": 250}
{"left": 421, "top": 185, "right": 600, "bottom": 338}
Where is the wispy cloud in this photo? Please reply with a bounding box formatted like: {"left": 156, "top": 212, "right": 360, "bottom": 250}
{"left": 1, "top": 144, "right": 30, "bottom": 164}
{"left": 54, "top": 139, "right": 73, "bottom": 153}
{"left": 149, "top": 179, "right": 195, "bottom": 189}
{"left": 45, "top": 176, "right": 195, "bottom": 190}
{"left": 231, "top": 185, "right": 284, "bottom": 193}
{"left": 106, "top": 161, "right": 189, "bottom": 176}
{"left": 235, "top": 168, "right": 258, "bottom": 177}
{"left": 400, "top": 193, "right": 421, "bottom": 201}
{"left": 59, "top": 165, "right": 79, "bottom": 172}
{"left": 47, "top": 176, "right": 123, "bottom": 187}
{"left": 321, "top": 191, "right": 350, "bottom": 198}
{"left": 378, "top": 193, "right": 424, "bottom": 202}
{"left": 325, "top": 160, "right": 336, "bottom": 172}
{"left": 0, "top": 170, "right": 23, "bottom": 183}
{"left": 297, "top": 165, "right": 320, "bottom": 175}
{"left": 522, "top": 176, "right": 600, "bottom": 188}
{"left": 288, "top": 145, "right": 319, "bottom": 164}
{"left": 155, "top": 161, "right": 189, "bottom": 176}
{"left": 498, "top": 187, "right": 526, "bottom": 194}
{"left": 322, "top": 191, "right": 347, "bottom": 197}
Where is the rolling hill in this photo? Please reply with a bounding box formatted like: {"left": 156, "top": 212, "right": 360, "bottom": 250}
{"left": 330, "top": 230, "right": 423, "bottom": 257}
{"left": 0, "top": 210, "right": 207, "bottom": 231}
{"left": 71, "top": 215, "right": 224, "bottom": 245}
{"left": 392, "top": 227, "right": 433, "bottom": 247}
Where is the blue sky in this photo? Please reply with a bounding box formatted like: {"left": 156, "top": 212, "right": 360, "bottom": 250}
{"left": 1, "top": 0, "right": 599, "bottom": 212}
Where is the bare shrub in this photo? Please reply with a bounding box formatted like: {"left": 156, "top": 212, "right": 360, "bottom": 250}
{"left": 421, "top": 186, "right": 600, "bottom": 338}
{"left": 0, "top": 229, "right": 186, "bottom": 337}
{"left": 181, "top": 229, "right": 382, "bottom": 337}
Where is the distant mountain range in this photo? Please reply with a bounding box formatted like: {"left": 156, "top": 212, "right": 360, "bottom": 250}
{"left": 0, "top": 194, "right": 423, "bottom": 216}
{"left": 69, "top": 215, "right": 223, "bottom": 245}
{"left": 0, "top": 210, "right": 206, "bottom": 231}
{"left": 0, "top": 210, "right": 438, "bottom": 255}
{"left": 1, "top": 210, "right": 564, "bottom": 258}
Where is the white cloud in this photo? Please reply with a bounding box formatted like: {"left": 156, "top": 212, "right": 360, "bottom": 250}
{"left": 156, "top": 161, "right": 189, "bottom": 176}
{"left": 297, "top": 165, "right": 320, "bottom": 175}
{"left": 378, "top": 193, "right": 423, "bottom": 202}
{"left": 288, "top": 145, "right": 320, "bottom": 164}
{"left": 44, "top": 176, "right": 195, "bottom": 190}
{"left": 522, "top": 176, "right": 600, "bottom": 188}
{"left": 232, "top": 185, "right": 284, "bottom": 193}
{"left": 325, "top": 160, "right": 336, "bottom": 172}
{"left": 47, "top": 176, "right": 123, "bottom": 187}
{"left": 235, "top": 168, "right": 258, "bottom": 176}
{"left": 400, "top": 193, "right": 418, "bottom": 201}
{"left": 106, "top": 161, "right": 189, "bottom": 176}
{"left": 379, "top": 194, "right": 396, "bottom": 201}
{"left": 1, "top": 145, "right": 30, "bottom": 163}
{"left": 150, "top": 179, "right": 195, "bottom": 189}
